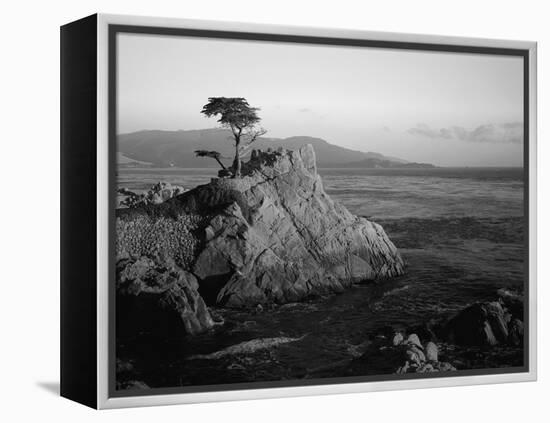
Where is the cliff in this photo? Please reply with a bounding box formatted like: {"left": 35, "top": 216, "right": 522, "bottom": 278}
{"left": 116, "top": 145, "right": 405, "bottom": 333}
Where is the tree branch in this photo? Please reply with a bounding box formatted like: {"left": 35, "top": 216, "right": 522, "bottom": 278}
{"left": 194, "top": 150, "right": 227, "bottom": 170}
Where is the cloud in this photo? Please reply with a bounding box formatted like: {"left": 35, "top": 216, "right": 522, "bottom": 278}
{"left": 408, "top": 123, "right": 453, "bottom": 139}
{"left": 407, "top": 122, "right": 523, "bottom": 143}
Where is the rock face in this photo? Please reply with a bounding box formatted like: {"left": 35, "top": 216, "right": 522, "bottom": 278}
{"left": 172, "top": 145, "right": 405, "bottom": 307}
{"left": 116, "top": 257, "right": 216, "bottom": 335}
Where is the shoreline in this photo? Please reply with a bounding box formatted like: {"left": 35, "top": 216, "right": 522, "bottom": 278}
{"left": 116, "top": 285, "right": 524, "bottom": 390}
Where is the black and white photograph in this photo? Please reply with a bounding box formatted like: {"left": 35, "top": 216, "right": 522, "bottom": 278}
{"left": 4, "top": 0, "right": 550, "bottom": 418}
{"left": 113, "top": 29, "right": 528, "bottom": 393}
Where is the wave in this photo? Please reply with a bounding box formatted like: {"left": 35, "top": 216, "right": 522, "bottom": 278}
{"left": 382, "top": 284, "right": 410, "bottom": 298}
{"left": 187, "top": 335, "right": 307, "bottom": 360}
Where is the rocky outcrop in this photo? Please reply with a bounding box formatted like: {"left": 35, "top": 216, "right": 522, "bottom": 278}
{"left": 393, "top": 334, "right": 457, "bottom": 374}
{"left": 444, "top": 302, "right": 506, "bottom": 346}
{"left": 347, "top": 288, "right": 525, "bottom": 376}
{"left": 352, "top": 331, "right": 456, "bottom": 375}
{"left": 443, "top": 290, "right": 524, "bottom": 347}
{"left": 116, "top": 145, "right": 404, "bottom": 322}
{"left": 169, "top": 145, "right": 404, "bottom": 307}
{"left": 116, "top": 257, "right": 216, "bottom": 335}
{"left": 118, "top": 182, "right": 186, "bottom": 208}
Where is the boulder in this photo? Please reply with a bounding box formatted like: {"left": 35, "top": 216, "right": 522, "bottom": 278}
{"left": 443, "top": 299, "right": 522, "bottom": 347}
{"left": 356, "top": 332, "right": 456, "bottom": 375}
{"left": 406, "top": 334, "right": 423, "bottom": 349}
{"left": 396, "top": 361, "right": 410, "bottom": 374}
{"left": 415, "top": 361, "right": 457, "bottom": 373}
{"left": 415, "top": 363, "right": 435, "bottom": 373}
{"left": 485, "top": 302, "right": 509, "bottom": 343}
{"left": 392, "top": 332, "right": 404, "bottom": 346}
{"left": 444, "top": 303, "right": 495, "bottom": 346}
{"left": 497, "top": 288, "right": 524, "bottom": 320}
{"left": 406, "top": 345, "right": 426, "bottom": 365}
{"left": 117, "top": 145, "right": 405, "bottom": 308}
{"left": 425, "top": 342, "right": 439, "bottom": 362}
{"left": 508, "top": 318, "right": 524, "bottom": 346}
{"left": 116, "top": 257, "right": 216, "bottom": 335}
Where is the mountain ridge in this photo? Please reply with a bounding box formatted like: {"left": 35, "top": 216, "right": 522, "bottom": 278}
{"left": 117, "top": 128, "right": 434, "bottom": 168}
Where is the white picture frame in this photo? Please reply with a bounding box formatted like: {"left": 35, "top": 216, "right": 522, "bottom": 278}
{"left": 60, "top": 13, "right": 537, "bottom": 409}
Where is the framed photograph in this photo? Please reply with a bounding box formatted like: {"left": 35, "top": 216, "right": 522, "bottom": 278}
{"left": 60, "top": 14, "right": 537, "bottom": 409}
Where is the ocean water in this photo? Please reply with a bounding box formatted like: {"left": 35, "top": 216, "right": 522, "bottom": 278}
{"left": 116, "top": 167, "right": 526, "bottom": 387}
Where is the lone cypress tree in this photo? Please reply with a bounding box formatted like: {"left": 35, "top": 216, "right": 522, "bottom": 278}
{"left": 200, "top": 97, "right": 266, "bottom": 178}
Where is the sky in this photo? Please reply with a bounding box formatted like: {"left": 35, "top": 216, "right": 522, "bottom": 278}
{"left": 117, "top": 33, "right": 524, "bottom": 166}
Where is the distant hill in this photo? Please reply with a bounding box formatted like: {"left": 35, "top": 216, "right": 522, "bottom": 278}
{"left": 343, "top": 158, "right": 436, "bottom": 169}
{"left": 117, "top": 152, "right": 153, "bottom": 168}
{"left": 117, "top": 128, "right": 433, "bottom": 168}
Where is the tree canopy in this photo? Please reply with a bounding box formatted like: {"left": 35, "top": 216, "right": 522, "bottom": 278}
{"left": 201, "top": 97, "right": 261, "bottom": 130}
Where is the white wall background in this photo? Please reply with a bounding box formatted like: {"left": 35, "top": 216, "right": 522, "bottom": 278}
{"left": 0, "top": 0, "right": 547, "bottom": 421}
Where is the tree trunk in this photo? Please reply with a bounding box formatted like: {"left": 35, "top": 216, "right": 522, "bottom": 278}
{"left": 233, "top": 137, "right": 241, "bottom": 178}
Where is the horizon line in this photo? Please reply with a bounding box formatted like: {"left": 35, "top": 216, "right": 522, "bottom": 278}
{"left": 117, "top": 127, "right": 524, "bottom": 168}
